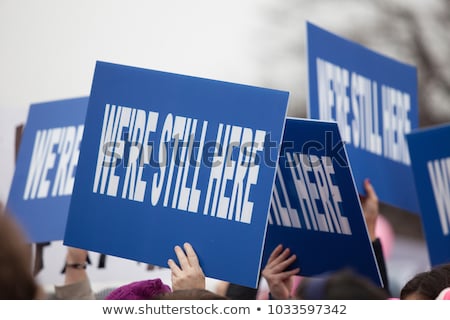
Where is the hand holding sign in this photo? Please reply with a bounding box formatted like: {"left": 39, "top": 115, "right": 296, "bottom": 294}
{"left": 263, "top": 118, "right": 382, "bottom": 286}
{"left": 261, "top": 244, "right": 300, "bottom": 300}
{"left": 168, "top": 242, "right": 205, "bottom": 291}
{"left": 359, "top": 179, "right": 379, "bottom": 242}
{"left": 64, "top": 62, "right": 289, "bottom": 287}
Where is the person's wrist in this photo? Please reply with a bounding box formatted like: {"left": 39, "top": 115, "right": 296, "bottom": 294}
{"left": 65, "top": 262, "right": 87, "bottom": 270}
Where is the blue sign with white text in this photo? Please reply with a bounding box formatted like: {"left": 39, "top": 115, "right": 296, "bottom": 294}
{"left": 263, "top": 118, "right": 382, "bottom": 286}
{"left": 307, "top": 22, "right": 419, "bottom": 214}
{"left": 64, "top": 61, "right": 289, "bottom": 288}
{"left": 407, "top": 124, "right": 450, "bottom": 266}
{"left": 6, "top": 97, "right": 88, "bottom": 242}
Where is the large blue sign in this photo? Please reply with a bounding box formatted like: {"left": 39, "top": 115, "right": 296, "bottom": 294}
{"left": 263, "top": 118, "right": 382, "bottom": 286}
{"left": 64, "top": 61, "right": 289, "bottom": 288}
{"left": 407, "top": 124, "right": 450, "bottom": 266}
{"left": 307, "top": 22, "right": 419, "bottom": 214}
{"left": 6, "top": 97, "right": 88, "bottom": 242}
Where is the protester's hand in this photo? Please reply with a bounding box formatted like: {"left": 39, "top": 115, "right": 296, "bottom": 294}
{"left": 64, "top": 247, "right": 89, "bottom": 285}
{"left": 168, "top": 242, "right": 205, "bottom": 291}
{"left": 66, "top": 247, "right": 88, "bottom": 265}
{"left": 360, "top": 178, "right": 379, "bottom": 241}
{"left": 262, "top": 244, "right": 300, "bottom": 299}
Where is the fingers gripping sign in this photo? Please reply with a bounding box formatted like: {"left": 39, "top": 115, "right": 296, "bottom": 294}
{"left": 168, "top": 242, "right": 205, "bottom": 291}
{"left": 359, "top": 178, "right": 379, "bottom": 241}
{"left": 262, "top": 244, "right": 300, "bottom": 299}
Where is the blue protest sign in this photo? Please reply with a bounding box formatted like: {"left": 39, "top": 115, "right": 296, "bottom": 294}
{"left": 407, "top": 124, "right": 450, "bottom": 266}
{"left": 263, "top": 118, "right": 382, "bottom": 286}
{"left": 6, "top": 97, "right": 88, "bottom": 243}
{"left": 307, "top": 22, "right": 419, "bottom": 214}
{"left": 63, "top": 61, "right": 289, "bottom": 288}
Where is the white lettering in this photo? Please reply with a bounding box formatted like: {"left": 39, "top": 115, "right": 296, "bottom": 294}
{"left": 316, "top": 58, "right": 351, "bottom": 142}
{"left": 382, "top": 85, "right": 411, "bottom": 165}
{"left": 427, "top": 158, "right": 450, "bottom": 235}
{"left": 270, "top": 152, "right": 352, "bottom": 235}
{"left": 24, "top": 125, "right": 83, "bottom": 200}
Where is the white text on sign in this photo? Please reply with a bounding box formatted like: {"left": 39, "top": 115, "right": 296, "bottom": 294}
{"left": 269, "top": 152, "right": 352, "bottom": 235}
{"left": 427, "top": 157, "right": 450, "bottom": 236}
{"left": 23, "top": 125, "right": 84, "bottom": 199}
{"left": 316, "top": 57, "right": 411, "bottom": 165}
{"left": 91, "top": 104, "right": 267, "bottom": 225}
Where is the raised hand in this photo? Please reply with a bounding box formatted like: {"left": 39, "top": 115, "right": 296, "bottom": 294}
{"left": 168, "top": 242, "right": 205, "bottom": 291}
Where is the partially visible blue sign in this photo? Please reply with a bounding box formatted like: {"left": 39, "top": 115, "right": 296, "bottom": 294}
{"left": 307, "top": 22, "right": 419, "bottom": 214}
{"left": 407, "top": 124, "right": 450, "bottom": 266}
{"left": 6, "top": 97, "right": 88, "bottom": 242}
{"left": 263, "top": 118, "right": 382, "bottom": 286}
{"left": 64, "top": 61, "right": 289, "bottom": 288}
